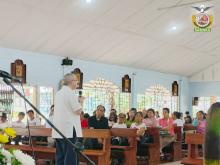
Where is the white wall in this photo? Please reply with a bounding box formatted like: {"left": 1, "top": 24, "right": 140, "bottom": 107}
{"left": 189, "top": 61, "right": 220, "bottom": 114}
{"left": 0, "top": 47, "right": 189, "bottom": 112}
{"left": 190, "top": 61, "right": 220, "bottom": 82}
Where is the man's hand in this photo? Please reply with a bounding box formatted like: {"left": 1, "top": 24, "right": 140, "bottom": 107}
{"left": 78, "top": 96, "right": 85, "bottom": 105}
{"left": 75, "top": 109, "right": 82, "bottom": 115}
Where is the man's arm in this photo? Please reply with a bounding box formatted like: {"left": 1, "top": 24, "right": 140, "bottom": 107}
{"left": 74, "top": 96, "right": 85, "bottom": 115}
{"left": 69, "top": 94, "right": 84, "bottom": 115}
{"left": 75, "top": 108, "right": 82, "bottom": 115}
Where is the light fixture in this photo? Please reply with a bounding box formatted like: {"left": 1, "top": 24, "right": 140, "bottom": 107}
{"left": 86, "top": 0, "right": 92, "bottom": 3}
{"left": 171, "top": 26, "right": 177, "bottom": 31}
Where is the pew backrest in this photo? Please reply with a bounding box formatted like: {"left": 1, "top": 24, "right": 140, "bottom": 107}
{"left": 174, "top": 126, "right": 182, "bottom": 141}
{"left": 110, "top": 128, "right": 137, "bottom": 147}
{"left": 185, "top": 133, "right": 204, "bottom": 145}
{"left": 145, "top": 127, "right": 160, "bottom": 144}
{"left": 14, "top": 127, "right": 52, "bottom": 137}
{"left": 184, "top": 124, "right": 196, "bottom": 132}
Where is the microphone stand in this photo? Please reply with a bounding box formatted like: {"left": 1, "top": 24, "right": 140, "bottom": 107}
{"left": 3, "top": 78, "right": 95, "bottom": 165}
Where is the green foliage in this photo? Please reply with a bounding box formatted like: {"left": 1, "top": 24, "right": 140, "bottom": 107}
{"left": 11, "top": 157, "right": 22, "bottom": 165}
{"left": 0, "top": 151, "right": 7, "bottom": 165}
{"left": 0, "top": 149, "right": 22, "bottom": 165}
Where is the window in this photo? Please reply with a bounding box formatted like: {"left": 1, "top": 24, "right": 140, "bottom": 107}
{"left": 12, "top": 85, "right": 37, "bottom": 121}
{"left": 137, "top": 84, "right": 179, "bottom": 116}
{"left": 0, "top": 83, "right": 54, "bottom": 124}
{"left": 39, "top": 86, "right": 54, "bottom": 124}
{"left": 114, "top": 92, "right": 131, "bottom": 114}
{"left": 0, "top": 83, "right": 14, "bottom": 114}
{"left": 83, "top": 78, "right": 130, "bottom": 115}
{"left": 192, "top": 96, "right": 215, "bottom": 118}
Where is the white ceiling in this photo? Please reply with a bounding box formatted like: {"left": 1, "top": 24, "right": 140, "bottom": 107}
{"left": 0, "top": 0, "right": 219, "bottom": 76}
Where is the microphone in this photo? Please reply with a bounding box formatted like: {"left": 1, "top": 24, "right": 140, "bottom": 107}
{"left": 79, "top": 91, "right": 82, "bottom": 97}
{"left": 0, "top": 70, "right": 21, "bottom": 83}
{"left": 78, "top": 91, "right": 83, "bottom": 104}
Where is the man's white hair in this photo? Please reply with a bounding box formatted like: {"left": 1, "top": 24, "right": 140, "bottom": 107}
{"left": 63, "top": 73, "right": 75, "bottom": 86}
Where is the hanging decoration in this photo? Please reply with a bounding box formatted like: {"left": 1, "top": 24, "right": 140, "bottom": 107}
{"left": 122, "top": 74, "right": 131, "bottom": 93}
{"left": 172, "top": 81, "right": 179, "bottom": 96}
{"left": 11, "top": 59, "right": 26, "bottom": 83}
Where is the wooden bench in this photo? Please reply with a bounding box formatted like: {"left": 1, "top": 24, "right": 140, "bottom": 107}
{"left": 5, "top": 128, "right": 111, "bottom": 165}
{"left": 181, "top": 133, "right": 204, "bottom": 165}
{"left": 143, "top": 127, "right": 160, "bottom": 165}
{"left": 184, "top": 124, "right": 196, "bottom": 133}
{"left": 110, "top": 128, "right": 137, "bottom": 165}
{"left": 173, "top": 126, "right": 182, "bottom": 161}
{"left": 81, "top": 129, "right": 111, "bottom": 165}
{"left": 182, "top": 124, "right": 197, "bottom": 157}
{"left": 4, "top": 127, "right": 55, "bottom": 161}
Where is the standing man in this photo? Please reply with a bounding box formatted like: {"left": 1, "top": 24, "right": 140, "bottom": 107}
{"left": 52, "top": 73, "right": 84, "bottom": 165}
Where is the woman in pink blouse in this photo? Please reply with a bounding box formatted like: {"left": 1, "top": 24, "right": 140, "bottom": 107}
{"left": 193, "top": 110, "right": 206, "bottom": 134}
{"left": 159, "top": 108, "right": 175, "bottom": 156}
{"left": 142, "top": 108, "right": 158, "bottom": 127}
{"left": 159, "top": 108, "right": 174, "bottom": 135}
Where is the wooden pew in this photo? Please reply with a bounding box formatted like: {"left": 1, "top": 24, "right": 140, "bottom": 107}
{"left": 4, "top": 127, "right": 55, "bottom": 160}
{"left": 110, "top": 128, "right": 137, "bottom": 165}
{"left": 81, "top": 129, "right": 111, "bottom": 165}
{"left": 181, "top": 133, "right": 204, "bottom": 165}
{"left": 144, "top": 127, "right": 160, "bottom": 165}
{"left": 4, "top": 128, "right": 111, "bottom": 165}
{"left": 184, "top": 124, "right": 196, "bottom": 132}
{"left": 173, "top": 126, "right": 182, "bottom": 161}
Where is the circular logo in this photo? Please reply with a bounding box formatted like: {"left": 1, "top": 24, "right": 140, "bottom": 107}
{"left": 195, "top": 13, "right": 210, "bottom": 28}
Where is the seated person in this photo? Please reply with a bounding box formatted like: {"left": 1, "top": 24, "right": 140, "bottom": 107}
{"left": 193, "top": 110, "right": 206, "bottom": 134}
{"left": 25, "top": 110, "right": 43, "bottom": 143}
{"left": 130, "top": 112, "right": 145, "bottom": 131}
{"left": 86, "top": 105, "right": 108, "bottom": 149}
{"left": 159, "top": 108, "right": 175, "bottom": 156}
{"left": 184, "top": 111, "right": 192, "bottom": 124}
{"left": 112, "top": 113, "right": 127, "bottom": 128}
{"left": 125, "top": 108, "right": 137, "bottom": 128}
{"left": 12, "top": 112, "right": 26, "bottom": 145}
{"left": 88, "top": 105, "right": 108, "bottom": 129}
{"left": 27, "top": 110, "right": 41, "bottom": 126}
{"left": 172, "top": 111, "right": 184, "bottom": 127}
{"left": 155, "top": 111, "right": 160, "bottom": 119}
{"left": 45, "top": 105, "right": 54, "bottom": 128}
{"left": 110, "top": 109, "right": 117, "bottom": 115}
{"left": 80, "top": 111, "right": 88, "bottom": 129}
{"left": 142, "top": 108, "right": 158, "bottom": 127}
{"left": 130, "top": 112, "right": 146, "bottom": 158}
{"left": 12, "top": 112, "right": 26, "bottom": 128}
{"left": 0, "top": 112, "right": 11, "bottom": 129}
{"left": 108, "top": 112, "right": 117, "bottom": 128}
{"left": 112, "top": 113, "right": 127, "bottom": 145}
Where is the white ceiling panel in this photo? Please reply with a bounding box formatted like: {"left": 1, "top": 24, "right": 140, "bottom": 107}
{"left": 75, "top": 30, "right": 130, "bottom": 60}
{"left": 0, "top": 2, "right": 30, "bottom": 37}
{"left": 36, "top": 21, "right": 89, "bottom": 54}
{"left": 94, "top": 0, "right": 150, "bottom": 28}
{"left": 0, "top": 10, "right": 60, "bottom": 49}
{"left": 0, "top": 0, "right": 219, "bottom": 76}
{"left": 96, "top": 35, "right": 162, "bottom": 65}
